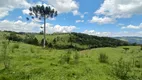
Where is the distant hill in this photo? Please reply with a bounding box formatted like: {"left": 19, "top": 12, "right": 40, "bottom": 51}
{"left": 1, "top": 31, "right": 129, "bottom": 50}
{"left": 114, "top": 37, "right": 142, "bottom": 44}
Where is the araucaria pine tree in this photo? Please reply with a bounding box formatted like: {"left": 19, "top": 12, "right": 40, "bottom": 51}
{"left": 27, "top": 5, "right": 58, "bottom": 48}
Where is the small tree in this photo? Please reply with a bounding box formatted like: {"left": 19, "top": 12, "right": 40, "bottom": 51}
{"left": 98, "top": 53, "right": 108, "bottom": 63}
{"left": 27, "top": 5, "right": 58, "bottom": 48}
{"left": 141, "top": 45, "right": 142, "bottom": 50}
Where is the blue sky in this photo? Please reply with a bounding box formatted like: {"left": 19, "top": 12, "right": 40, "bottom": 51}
{"left": 0, "top": 0, "right": 142, "bottom": 37}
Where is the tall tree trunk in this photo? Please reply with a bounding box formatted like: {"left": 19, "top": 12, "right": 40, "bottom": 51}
{"left": 43, "top": 16, "right": 46, "bottom": 48}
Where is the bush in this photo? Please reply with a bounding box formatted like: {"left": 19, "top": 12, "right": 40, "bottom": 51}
{"left": 123, "top": 48, "right": 129, "bottom": 53}
{"left": 7, "top": 33, "right": 22, "bottom": 42}
{"left": 24, "top": 34, "right": 39, "bottom": 45}
{"left": 30, "top": 47, "right": 35, "bottom": 53}
{"left": 40, "top": 39, "right": 48, "bottom": 46}
{"left": 134, "top": 58, "right": 142, "bottom": 68}
{"left": 59, "top": 50, "right": 72, "bottom": 64}
{"left": 11, "top": 43, "right": 19, "bottom": 53}
{"left": 0, "top": 41, "right": 10, "bottom": 69}
{"left": 73, "top": 51, "right": 80, "bottom": 64}
{"left": 112, "top": 58, "right": 132, "bottom": 80}
{"left": 98, "top": 53, "right": 108, "bottom": 63}
{"left": 48, "top": 43, "right": 53, "bottom": 48}
{"left": 13, "top": 43, "right": 19, "bottom": 49}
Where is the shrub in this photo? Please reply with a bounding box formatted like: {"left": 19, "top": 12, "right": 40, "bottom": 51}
{"left": 73, "top": 51, "right": 80, "bottom": 64}
{"left": 59, "top": 50, "right": 72, "bottom": 64}
{"left": 141, "top": 45, "right": 142, "bottom": 50}
{"left": 39, "top": 31, "right": 43, "bottom": 34}
{"left": 134, "top": 58, "right": 142, "bottom": 68}
{"left": 40, "top": 39, "right": 48, "bottom": 46}
{"left": 48, "top": 43, "right": 53, "bottom": 48}
{"left": 7, "top": 33, "right": 22, "bottom": 42}
{"left": 24, "top": 34, "right": 39, "bottom": 45}
{"left": 98, "top": 53, "right": 108, "bottom": 63}
{"left": 112, "top": 58, "right": 132, "bottom": 80}
{"left": 123, "top": 48, "right": 129, "bottom": 53}
{"left": 30, "top": 47, "right": 35, "bottom": 53}
{"left": 53, "top": 38, "right": 57, "bottom": 44}
{"left": 0, "top": 41, "right": 10, "bottom": 69}
{"left": 11, "top": 43, "right": 19, "bottom": 53}
{"left": 13, "top": 43, "right": 19, "bottom": 49}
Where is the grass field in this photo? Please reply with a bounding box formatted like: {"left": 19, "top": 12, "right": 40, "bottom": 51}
{"left": 0, "top": 32, "right": 142, "bottom": 80}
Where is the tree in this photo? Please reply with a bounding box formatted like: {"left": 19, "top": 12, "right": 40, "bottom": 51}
{"left": 27, "top": 5, "right": 58, "bottom": 48}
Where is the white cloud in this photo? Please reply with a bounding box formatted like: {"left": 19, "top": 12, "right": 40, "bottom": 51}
{"left": 42, "top": 24, "right": 76, "bottom": 33}
{"left": 90, "top": 16, "right": 115, "bottom": 24}
{"left": 18, "top": 16, "right": 22, "bottom": 19}
{"left": 53, "top": 25, "right": 76, "bottom": 33}
{"left": 76, "top": 20, "right": 84, "bottom": 23}
{"left": 72, "top": 10, "right": 84, "bottom": 18}
{"left": 90, "top": 0, "right": 142, "bottom": 24}
{"left": 0, "top": 0, "right": 30, "bottom": 8}
{"left": 48, "top": 18, "right": 56, "bottom": 21}
{"left": 0, "top": 20, "right": 41, "bottom": 32}
{"left": 0, "top": 20, "right": 77, "bottom": 33}
{"left": 0, "top": 0, "right": 31, "bottom": 18}
{"left": 32, "top": 18, "right": 42, "bottom": 23}
{"left": 84, "top": 12, "right": 88, "bottom": 14}
{"left": 122, "top": 23, "right": 142, "bottom": 29}
{"left": 0, "top": 8, "right": 10, "bottom": 19}
{"left": 72, "top": 10, "right": 80, "bottom": 16}
{"left": 80, "top": 15, "right": 84, "bottom": 18}
{"left": 95, "top": 0, "right": 142, "bottom": 19}
{"left": 83, "top": 30, "right": 111, "bottom": 37}
{"left": 83, "top": 30, "right": 142, "bottom": 37}
{"left": 22, "top": 9, "right": 30, "bottom": 15}
{"left": 47, "top": 0, "right": 79, "bottom": 13}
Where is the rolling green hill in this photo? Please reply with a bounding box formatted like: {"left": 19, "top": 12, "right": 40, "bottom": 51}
{"left": 1, "top": 31, "right": 129, "bottom": 50}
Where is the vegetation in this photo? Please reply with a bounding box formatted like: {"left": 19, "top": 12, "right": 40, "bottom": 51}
{"left": 0, "top": 31, "right": 142, "bottom": 80}
{"left": 24, "top": 34, "right": 39, "bottom": 46}
{"left": 112, "top": 58, "right": 132, "bottom": 80}
{"left": 0, "top": 41, "right": 10, "bottom": 69}
{"left": 27, "top": 5, "right": 58, "bottom": 48}
{"left": 5, "top": 31, "right": 129, "bottom": 50}
{"left": 98, "top": 53, "right": 108, "bottom": 63}
{"left": 123, "top": 48, "right": 129, "bottom": 53}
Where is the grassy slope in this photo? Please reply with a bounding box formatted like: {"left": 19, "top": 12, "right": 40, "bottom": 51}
{"left": 0, "top": 32, "right": 142, "bottom": 80}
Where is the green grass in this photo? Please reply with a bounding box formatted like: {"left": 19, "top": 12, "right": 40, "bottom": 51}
{"left": 0, "top": 32, "right": 142, "bottom": 80}
{"left": 0, "top": 41, "right": 142, "bottom": 80}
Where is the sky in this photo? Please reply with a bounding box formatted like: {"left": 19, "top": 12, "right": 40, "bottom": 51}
{"left": 0, "top": 0, "right": 142, "bottom": 37}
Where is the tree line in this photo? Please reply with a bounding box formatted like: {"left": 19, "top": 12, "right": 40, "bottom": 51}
{"left": 5, "top": 32, "right": 132, "bottom": 50}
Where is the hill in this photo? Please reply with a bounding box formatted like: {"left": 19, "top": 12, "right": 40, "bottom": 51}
{"left": 1, "top": 31, "right": 129, "bottom": 50}
{"left": 114, "top": 37, "right": 142, "bottom": 44}
{"left": 0, "top": 31, "right": 142, "bottom": 80}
